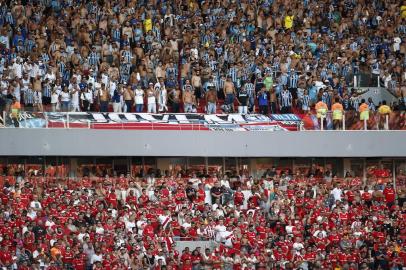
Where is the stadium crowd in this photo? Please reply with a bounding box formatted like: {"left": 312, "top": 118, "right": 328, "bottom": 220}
{"left": 0, "top": 0, "right": 405, "bottom": 116}
{"left": 0, "top": 165, "right": 405, "bottom": 270}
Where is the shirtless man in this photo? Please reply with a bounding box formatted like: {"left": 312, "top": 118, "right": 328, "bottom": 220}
{"left": 183, "top": 88, "right": 195, "bottom": 113}
{"left": 123, "top": 86, "right": 134, "bottom": 112}
{"left": 206, "top": 86, "right": 218, "bottom": 114}
{"left": 191, "top": 71, "right": 202, "bottom": 105}
{"left": 98, "top": 83, "right": 110, "bottom": 112}
{"left": 223, "top": 76, "right": 236, "bottom": 112}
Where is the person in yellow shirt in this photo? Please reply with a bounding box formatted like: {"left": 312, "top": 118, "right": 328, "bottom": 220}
{"left": 10, "top": 97, "right": 21, "bottom": 127}
{"left": 144, "top": 17, "right": 152, "bottom": 33}
{"left": 331, "top": 98, "right": 344, "bottom": 130}
{"left": 10, "top": 97, "right": 21, "bottom": 118}
{"left": 315, "top": 98, "right": 328, "bottom": 129}
{"left": 401, "top": 2, "right": 406, "bottom": 19}
{"left": 378, "top": 100, "right": 392, "bottom": 130}
{"left": 284, "top": 11, "right": 294, "bottom": 30}
{"left": 359, "top": 98, "right": 369, "bottom": 122}
{"left": 358, "top": 99, "right": 370, "bottom": 130}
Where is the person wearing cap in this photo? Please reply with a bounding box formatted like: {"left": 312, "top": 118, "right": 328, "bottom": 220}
{"left": 146, "top": 82, "right": 157, "bottom": 113}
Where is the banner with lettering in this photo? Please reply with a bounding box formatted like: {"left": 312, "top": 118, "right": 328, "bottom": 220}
{"left": 2, "top": 112, "right": 298, "bottom": 131}
{"left": 2, "top": 111, "right": 403, "bottom": 130}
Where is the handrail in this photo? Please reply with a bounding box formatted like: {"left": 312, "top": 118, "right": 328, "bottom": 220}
{"left": 0, "top": 110, "right": 404, "bottom": 130}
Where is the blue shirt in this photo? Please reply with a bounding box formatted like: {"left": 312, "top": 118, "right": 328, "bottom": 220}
{"left": 112, "top": 90, "right": 121, "bottom": 103}
{"left": 258, "top": 92, "right": 268, "bottom": 106}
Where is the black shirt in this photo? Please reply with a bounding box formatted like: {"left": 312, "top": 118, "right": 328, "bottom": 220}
{"left": 238, "top": 90, "right": 248, "bottom": 106}
{"left": 185, "top": 186, "right": 196, "bottom": 200}
{"left": 211, "top": 186, "right": 223, "bottom": 195}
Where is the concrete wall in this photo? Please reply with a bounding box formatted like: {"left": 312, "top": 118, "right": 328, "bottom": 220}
{"left": 0, "top": 129, "right": 405, "bottom": 157}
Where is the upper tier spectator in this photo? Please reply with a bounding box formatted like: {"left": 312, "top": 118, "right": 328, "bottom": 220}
{"left": 0, "top": 0, "right": 404, "bottom": 115}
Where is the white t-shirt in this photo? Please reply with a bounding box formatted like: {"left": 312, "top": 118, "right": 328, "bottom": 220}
{"left": 155, "top": 255, "right": 166, "bottom": 265}
{"left": 95, "top": 227, "right": 104, "bottom": 235}
{"left": 78, "top": 232, "right": 90, "bottom": 242}
{"left": 394, "top": 37, "right": 401, "bottom": 52}
{"left": 71, "top": 91, "right": 80, "bottom": 106}
{"left": 90, "top": 254, "right": 103, "bottom": 264}
{"left": 51, "top": 92, "right": 59, "bottom": 104}
{"left": 331, "top": 188, "right": 342, "bottom": 201}
{"left": 136, "top": 220, "right": 146, "bottom": 236}
{"left": 181, "top": 222, "right": 191, "bottom": 229}
{"left": 135, "top": 89, "right": 144, "bottom": 104}
{"left": 147, "top": 95, "right": 156, "bottom": 104}
{"left": 214, "top": 225, "right": 227, "bottom": 242}
{"left": 45, "top": 220, "right": 55, "bottom": 228}
{"left": 125, "top": 220, "right": 136, "bottom": 232}
{"left": 60, "top": 91, "right": 70, "bottom": 102}
{"left": 293, "top": 242, "right": 304, "bottom": 251}
{"left": 45, "top": 72, "right": 56, "bottom": 82}
{"left": 30, "top": 201, "right": 42, "bottom": 209}
{"left": 12, "top": 63, "right": 23, "bottom": 78}
{"left": 34, "top": 91, "right": 42, "bottom": 104}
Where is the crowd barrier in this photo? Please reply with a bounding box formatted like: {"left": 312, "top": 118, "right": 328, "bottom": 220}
{"left": 174, "top": 240, "right": 218, "bottom": 254}
{"left": 301, "top": 110, "right": 405, "bottom": 131}
{"left": 0, "top": 111, "right": 404, "bottom": 130}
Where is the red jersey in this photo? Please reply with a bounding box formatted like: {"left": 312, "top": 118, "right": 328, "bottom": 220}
{"left": 383, "top": 187, "right": 395, "bottom": 203}
{"left": 180, "top": 252, "right": 191, "bottom": 263}
{"left": 361, "top": 192, "right": 372, "bottom": 201}
{"left": 234, "top": 192, "right": 245, "bottom": 205}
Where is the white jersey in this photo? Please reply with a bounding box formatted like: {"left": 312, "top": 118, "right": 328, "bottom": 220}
{"left": 34, "top": 91, "right": 42, "bottom": 104}
{"left": 21, "top": 78, "right": 30, "bottom": 90}
{"left": 135, "top": 89, "right": 144, "bottom": 104}
{"left": 71, "top": 90, "right": 80, "bottom": 105}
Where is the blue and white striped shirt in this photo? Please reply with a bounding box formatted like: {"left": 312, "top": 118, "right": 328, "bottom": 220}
{"left": 302, "top": 94, "right": 310, "bottom": 108}
{"left": 88, "top": 52, "right": 100, "bottom": 66}
{"left": 281, "top": 90, "right": 292, "bottom": 107}
{"left": 112, "top": 28, "right": 121, "bottom": 42}
{"left": 58, "top": 61, "right": 66, "bottom": 76}
{"left": 41, "top": 53, "right": 50, "bottom": 63}
{"left": 166, "top": 66, "right": 177, "bottom": 79}
{"left": 25, "top": 39, "right": 36, "bottom": 53}
{"left": 208, "top": 60, "right": 217, "bottom": 72}
{"left": 228, "top": 67, "right": 238, "bottom": 83}
{"left": 43, "top": 83, "right": 52, "bottom": 98}
{"left": 279, "top": 73, "right": 288, "bottom": 86}
{"left": 320, "top": 68, "right": 328, "bottom": 81}
{"left": 24, "top": 88, "right": 34, "bottom": 104}
{"left": 289, "top": 73, "right": 299, "bottom": 88}
{"left": 342, "top": 65, "right": 351, "bottom": 78}
{"left": 244, "top": 83, "right": 255, "bottom": 97}
{"left": 121, "top": 50, "right": 132, "bottom": 63}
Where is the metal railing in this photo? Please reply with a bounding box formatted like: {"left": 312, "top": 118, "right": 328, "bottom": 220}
{"left": 1, "top": 111, "right": 404, "bottom": 131}
{"left": 302, "top": 110, "right": 404, "bottom": 131}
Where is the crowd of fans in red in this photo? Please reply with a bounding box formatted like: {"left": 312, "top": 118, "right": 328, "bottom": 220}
{"left": 0, "top": 167, "right": 405, "bottom": 270}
